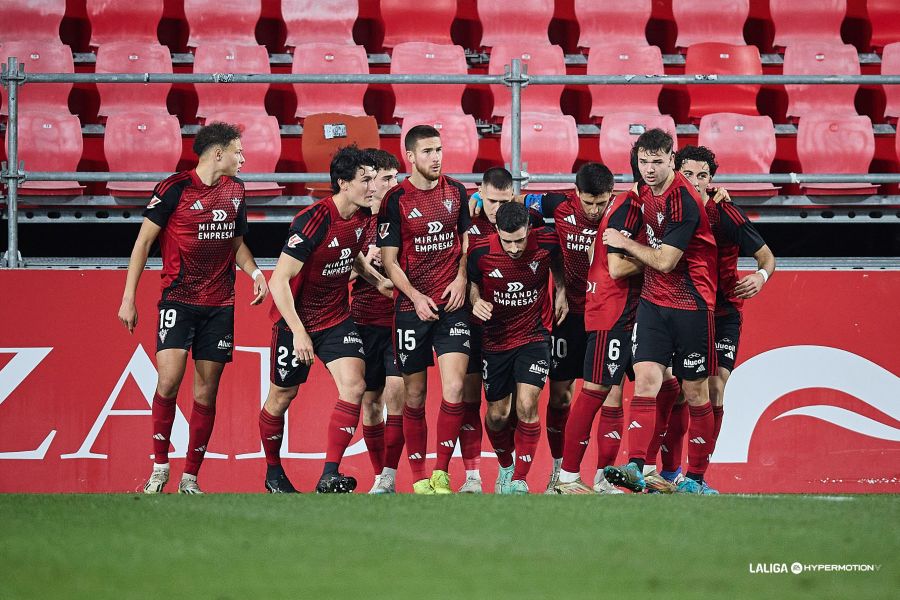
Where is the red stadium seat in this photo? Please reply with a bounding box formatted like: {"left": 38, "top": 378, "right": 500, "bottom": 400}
{"left": 301, "top": 113, "right": 380, "bottom": 195}
{"left": 881, "top": 43, "right": 900, "bottom": 122}
{"left": 87, "top": 0, "right": 164, "bottom": 47}
{"left": 193, "top": 44, "right": 270, "bottom": 118}
{"left": 868, "top": 0, "right": 900, "bottom": 50}
{"left": 381, "top": 0, "right": 455, "bottom": 47}
{"left": 797, "top": 115, "right": 876, "bottom": 195}
{"left": 698, "top": 113, "right": 778, "bottom": 196}
{"left": 104, "top": 111, "right": 182, "bottom": 197}
{"left": 673, "top": 0, "right": 748, "bottom": 49}
{"left": 400, "top": 113, "right": 479, "bottom": 179}
{"left": 184, "top": 0, "right": 261, "bottom": 47}
{"left": 575, "top": 0, "right": 651, "bottom": 48}
{"left": 7, "top": 111, "right": 83, "bottom": 195}
{"left": 598, "top": 112, "right": 677, "bottom": 191}
{"left": 3, "top": 0, "right": 65, "bottom": 41}
{"left": 283, "top": 0, "right": 358, "bottom": 48}
{"left": 478, "top": 0, "right": 554, "bottom": 48}
{"left": 784, "top": 42, "right": 859, "bottom": 120}
{"left": 770, "top": 0, "right": 845, "bottom": 48}
{"left": 0, "top": 40, "right": 73, "bottom": 116}
{"left": 501, "top": 112, "right": 579, "bottom": 191}
{"left": 292, "top": 43, "right": 368, "bottom": 118}
{"left": 684, "top": 43, "right": 761, "bottom": 120}
{"left": 488, "top": 44, "right": 566, "bottom": 118}
{"left": 202, "top": 111, "right": 283, "bottom": 196}
{"left": 587, "top": 43, "right": 663, "bottom": 119}
{"left": 391, "top": 43, "right": 468, "bottom": 118}
{"left": 95, "top": 42, "right": 173, "bottom": 117}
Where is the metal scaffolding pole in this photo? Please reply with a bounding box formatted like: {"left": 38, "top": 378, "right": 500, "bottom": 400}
{"left": 2, "top": 57, "right": 22, "bottom": 268}
{"left": 508, "top": 58, "right": 525, "bottom": 194}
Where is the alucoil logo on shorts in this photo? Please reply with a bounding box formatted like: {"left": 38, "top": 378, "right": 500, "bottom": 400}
{"left": 343, "top": 334, "right": 362, "bottom": 345}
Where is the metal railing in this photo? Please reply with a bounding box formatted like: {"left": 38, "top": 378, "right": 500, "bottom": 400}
{"left": 3, "top": 57, "right": 900, "bottom": 268}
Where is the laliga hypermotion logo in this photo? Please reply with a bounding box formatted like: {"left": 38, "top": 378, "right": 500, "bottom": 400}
{"left": 713, "top": 345, "right": 900, "bottom": 463}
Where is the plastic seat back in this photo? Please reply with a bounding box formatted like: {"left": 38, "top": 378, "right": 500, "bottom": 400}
{"left": 501, "top": 112, "right": 579, "bottom": 191}
{"left": 391, "top": 43, "right": 467, "bottom": 118}
{"left": 105, "top": 110, "right": 182, "bottom": 196}
{"left": 684, "top": 42, "right": 761, "bottom": 120}
{"left": 185, "top": 0, "right": 261, "bottom": 47}
{"left": 698, "top": 112, "right": 778, "bottom": 196}
{"left": 96, "top": 42, "right": 173, "bottom": 117}
{"left": 283, "top": 0, "right": 357, "bottom": 47}
{"left": 784, "top": 42, "right": 859, "bottom": 120}
{"left": 489, "top": 44, "right": 566, "bottom": 118}
{"left": 478, "top": 0, "right": 554, "bottom": 48}
{"left": 0, "top": 41, "right": 73, "bottom": 115}
{"left": 587, "top": 43, "right": 663, "bottom": 119}
{"left": 293, "top": 43, "right": 368, "bottom": 118}
{"left": 9, "top": 111, "right": 83, "bottom": 195}
{"left": 770, "top": 0, "right": 846, "bottom": 48}
{"left": 301, "top": 113, "right": 380, "bottom": 194}
{"left": 797, "top": 115, "right": 876, "bottom": 195}
{"left": 673, "top": 0, "right": 748, "bottom": 48}
{"left": 194, "top": 43, "right": 270, "bottom": 117}
{"left": 575, "top": 0, "right": 651, "bottom": 47}
{"left": 381, "top": 0, "right": 455, "bottom": 47}
{"left": 87, "top": 0, "right": 164, "bottom": 47}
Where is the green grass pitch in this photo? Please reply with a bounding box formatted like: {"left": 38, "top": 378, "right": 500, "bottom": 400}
{"left": 1, "top": 494, "right": 897, "bottom": 599}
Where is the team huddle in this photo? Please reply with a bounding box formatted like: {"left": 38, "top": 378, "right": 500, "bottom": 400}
{"left": 118, "top": 121, "right": 775, "bottom": 495}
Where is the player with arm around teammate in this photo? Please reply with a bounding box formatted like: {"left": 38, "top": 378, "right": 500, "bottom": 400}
{"left": 118, "top": 122, "right": 268, "bottom": 495}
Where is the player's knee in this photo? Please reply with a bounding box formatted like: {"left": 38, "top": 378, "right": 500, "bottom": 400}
{"left": 441, "top": 379, "right": 464, "bottom": 403}
{"left": 485, "top": 407, "right": 507, "bottom": 431}
{"left": 404, "top": 386, "right": 426, "bottom": 408}
{"left": 265, "top": 386, "right": 297, "bottom": 415}
{"left": 156, "top": 380, "right": 180, "bottom": 399}
{"left": 549, "top": 391, "right": 572, "bottom": 409}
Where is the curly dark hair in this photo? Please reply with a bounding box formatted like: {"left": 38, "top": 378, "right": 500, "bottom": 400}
{"left": 675, "top": 145, "right": 718, "bottom": 178}
{"left": 192, "top": 122, "right": 242, "bottom": 157}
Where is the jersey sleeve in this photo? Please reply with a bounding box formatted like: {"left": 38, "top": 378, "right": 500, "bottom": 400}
{"left": 467, "top": 240, "right": 490, "bottom": 284}
{"left": 525, "top": 192, "right": 567, "bottom": 221}
{"left": 536, "top": 228, "right": 561, "bottom": 257}
{"left": 233, "top": 179, "right": 249, "bottom": 237}
{"left": 718, "top": 202, "right": 766, "bottom": 256}
{"left": 282, "top": 206, "right": 328, "bottom": 263}
{"left": 606, "top": 194, "right": 642, "bottom": 256}
{"left": 451, "top": 179, "right": 472, "bottom": 234}
{"left": 376, "top": 189, "right": 403, "bottom": 248}
{"left": 143, "top": 179, "right": 182, "bottom": 228}
{"left": 661, "top": 187, "right": 700, "bottom": 251}
{"left": 527, "top": 207, "right": 546, "bottom": 229}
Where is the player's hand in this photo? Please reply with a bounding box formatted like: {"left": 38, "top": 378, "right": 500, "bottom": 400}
{"left": 554, "top": 288, "right": 569, "bottom": 325}
{"left": 602, "top": 227, "right": 627, "bottom": 248}
{"left": 365, "top": 244, "right": 383, "bottom": 268}
{"left": 412, "top": 291, "right": 439, "bottom": 321}
{"left": 441, "top": 275, "right": 467, "bottom": 312}
{"left": 377, "top": 277, "right": 394, "bottom": 299}
{"left": 118, "top": 300, "right": 138, "bottom": 334}
{"left": 734, "top": 272, "right": 766, "bottom": 299}
{"left": 292, "top": 330, "right": 315, "bottom": 366}
{"left": 250, "top": 272, "right": 269, "bottom": 305}
{"left": 469, "top": 192, "right": 483, "bottom": 218}
{"left": 472, "top": 299, "right": 493, "bottom": 321}
{"left": 712, "top": 187, "right": 732, "bottom": 204}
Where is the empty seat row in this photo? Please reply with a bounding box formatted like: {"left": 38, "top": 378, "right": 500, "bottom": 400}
{"left": 3, "top": 110, "right": 884, "bottom": 198}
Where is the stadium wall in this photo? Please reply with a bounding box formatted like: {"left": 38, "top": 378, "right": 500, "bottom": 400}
{"left": 0, "top": 269, "right": 897, "bottom": 494}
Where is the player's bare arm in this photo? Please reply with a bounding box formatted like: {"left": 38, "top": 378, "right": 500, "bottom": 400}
{"left": 550, "top": 252, "right": 569, "bottom": 325}
{"left": 381, "top": 245, "right": 438, "bottom": 321}
{"left": 232, "top": 237, "right": 268, "bottom": 305}
{"left": 608, "top": 251, "right": 644, "bottom": 280}
{"left": 118, "top": 217, "right": 162, "bottom": 333}
{"left": 468, "top": 280, "right": 493, "bottom": 322}
{"left": 269, "top": 252, "right": 315, "bottom": 366}
{"left": 441, "top": 232, "right": 468, "bottom": 312}
{"left": 734, "top": 244, "right": 776, "bottom": 299}
{"left": 602, "top": 228, "right": 684, "bottom": 274}
{"left": 352, "top": 252, "right": 393, "bottom": 299}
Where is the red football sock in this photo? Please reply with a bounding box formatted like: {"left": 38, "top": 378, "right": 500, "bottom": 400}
{"left": 545, "top": 404, "right": 570, "bottom": 460}
{"left": 363, "top": 421, "right": 385, "bottom": 475}
{"left": 595, "top": 405, "right": 624, "bottom": 469}
{"left": 184, "top": 401, "right": 215, "bottom": 476}
{"left": 712, "top": 404, "right": 725, "bottom": 449}
{"left": 645, "top": 378, "right": 681, "bottom": 467}
{"left": 626, "top": 395, "right": 656, "bottom": 463}
{"left": 384, "top": 414, "right": 405, "bottom": 470}
{"left": 403, "top": 404, "right": 428, "bottom": 481}
{"left": 151, "top": 392, "right": 176, "bottom": 465}
{"left": 485, "top": 417, "right": 514, "bottom": 468}
{"left": 325, "top": 399, "right": 360, "bottom": 466}
{"left": 687, "top": 402, "right": 715, "bottom": 476}
{"left": 661, "top": 402, "right": 689, "bottom": 472}
{"left": 434, "top": 400, "right": 465, "bottom": 472}
{"left": 512, "top": 421, "right": 541, "bottom": 482}
{"left": 561, "top": 387, "right": 607, "bottom": 473}
{"left": 460, "top": 401, "right": 483, "bottom": 471}
{"left": 258, "top": 407, "right": 285, "bottom": 467}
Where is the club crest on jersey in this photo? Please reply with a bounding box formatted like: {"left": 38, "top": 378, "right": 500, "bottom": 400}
{"left": 287, "top": 234, "right": 303, "bottom": 248}
{"left": 231, "top": 197, "right": 241, "bottom": 210}
{"left": 528, "top": 260, "right": 539, "bottom": 273}
{"left": 378, "top": 223, "right": 391, "bottom": 239}
{"left": 443, "top": 198, "right": 453, "bottom": 213}
{"left": 657, "top": 212, "right": 664, "bottom": 226}
{"left": 147, "top": 196, "right": 161, "bottom": 209}
{"left": 355, "top": 227, "right": 364, "bottom": 241}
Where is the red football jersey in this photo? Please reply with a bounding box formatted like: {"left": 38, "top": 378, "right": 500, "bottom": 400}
{"left": 467, "top": 228, "right": 559, "bottom": 352}
{"left": 270, "top": 197, "right": 372, "bottom": 332}
{"left": 350, "top": 214, "right": 393, "bottom": 328}
{"left": 143, "top": 170, "right": 248, "bottom": 307}
{"left": 585, "top": 191, "right": 644, "bottom": 332}
{"left": 705, "top": 195, "right": 766, "bottom": 316}
{"left": 638, "top": 172, "right": 717, "bottom": 311}
{"left": 376, "top": 176, "right": 470, "bottom": 312}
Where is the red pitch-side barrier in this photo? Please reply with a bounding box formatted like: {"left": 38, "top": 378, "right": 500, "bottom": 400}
{"left": 0, "top": 270, "right": 897, "bottom": 494}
